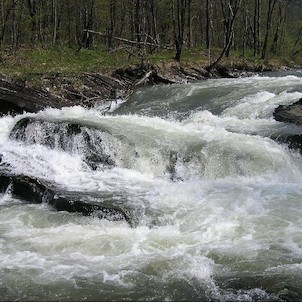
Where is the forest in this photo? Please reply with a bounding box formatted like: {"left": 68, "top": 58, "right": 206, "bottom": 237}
{"left": 1, "top": 0, "right": 302, "bottom": 67}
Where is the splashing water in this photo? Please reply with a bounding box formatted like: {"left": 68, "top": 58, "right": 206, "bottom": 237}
{"left": 1, "top": 71, "right": 302, "bottom": 301}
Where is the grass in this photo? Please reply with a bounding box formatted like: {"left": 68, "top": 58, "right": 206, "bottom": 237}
{"left": 0, "top": 45, "right": 301, "bottom": 84}
{"left": 0, "top": 46, "right": 133, "bottom": 76}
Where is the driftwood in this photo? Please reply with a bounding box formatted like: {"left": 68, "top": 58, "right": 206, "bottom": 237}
{"left": 135, "top": 70, "right": 155, "bottom": 86}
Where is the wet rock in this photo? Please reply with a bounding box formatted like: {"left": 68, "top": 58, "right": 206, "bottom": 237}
{"left": 11, "top": 175, "right": 46, "bottom": 203}
{"left": 273, "top": 98, "right": 302, "bottom": 124}
{"left": 0, "top": 175, "right": 11, "bottom": 193}
{"left": 9, "top": 117, "right": 115, "bottom": 169}
{"left": 9, "top": 117, "right": 82, "bottom": 149}
{"left": 0, "top": 156, "right": 12, "bottom": 192}
{"left": 276, "top": 134, "right": 302, "bottom": 151}
{"left": 47, "top": 195, "right": 130, "bottom": 223}
{"left": 285, "top": 134, "right": 302, "bottom": 150}
{"left": 273, "top": 99, "right": 302, "bottom": 152}
{"left": 0, "top": 172, "right": 131, "bottom": 224}
{"left": 9, "top": 117, "right": 32, "bottom": 141}
{"left": 167, "top": 151, "right": 178, "bottom": 181}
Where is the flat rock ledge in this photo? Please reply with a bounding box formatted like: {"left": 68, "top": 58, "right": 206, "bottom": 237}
{"left": 0, "top": 62, "right": 264, "bottom": 116}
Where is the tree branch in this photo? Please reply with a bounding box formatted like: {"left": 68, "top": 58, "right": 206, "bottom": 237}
{"left": 84, "top": 29, "right": 172, "bottom": 49}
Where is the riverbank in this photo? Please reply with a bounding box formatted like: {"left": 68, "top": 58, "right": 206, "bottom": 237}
{"left": 0, "top": 56, "right": 295, "bottom": 116}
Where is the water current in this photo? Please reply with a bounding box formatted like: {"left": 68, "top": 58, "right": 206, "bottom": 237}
{"left": 1, "top": 70, "right": 302, "bottom": 301}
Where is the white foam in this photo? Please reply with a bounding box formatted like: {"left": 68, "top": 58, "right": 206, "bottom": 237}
{"left": 0, "top": 115, "right": 17, "bottom": 143}
{"left": 1, "top": 73, "right": 302, "bottom": 300}
{"left": 222, "top": 91, "right": 302, "bottom": 119}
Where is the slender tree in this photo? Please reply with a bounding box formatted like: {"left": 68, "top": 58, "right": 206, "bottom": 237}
{"left": 262, "top": 0, "right": 277, "bottom": 59}
{"left": 172, "top": 0, "right": 188, "bottom": 61}
{"left": 207, "top": 0, "right": 242, "bottom": 72}
{"left": 82, "top": 0, "right": 95, "bottom": 48}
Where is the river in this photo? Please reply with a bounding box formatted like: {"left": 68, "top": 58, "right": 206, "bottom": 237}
{"left": 0, "top": 70, "right": 302, "bottom": 301}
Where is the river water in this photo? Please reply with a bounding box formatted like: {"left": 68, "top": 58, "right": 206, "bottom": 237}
{"left": 1, "top": 70, "right": 302, "bottom": 301}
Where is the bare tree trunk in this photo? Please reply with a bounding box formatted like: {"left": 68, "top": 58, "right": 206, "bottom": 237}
{"left": 52, "top": 0, "right": 58, "bottom": 45}
{"left": 207, "top": 0, "right": 241, "bottom": 73}
{"left": 0, "top": 0, "right": 18, "bottom": 45}
{"left": 107, "top": 0, "right": 116, "bottom": 49}
{"left": 253, "top": 0, "right": 261, "bottom": 57}
{"left": 205, "top": 0, "right": 211, "bottom": 49}
{"left": 66, "top": 0, "right": 72, "bottom": 47}
{"left": 218, "top": 0, "right": 241, "bottom": 58}
{"left": 134, "top": 0, "right": 141, "bottom": 43}
{"left": 242, "top": 0, "right": 248, "bottom": 58}
{"left": 262, "top": 0, "right": 277, "bottom": 60}
{"left": 294, "top": 24, "right": 302, "bottom": 48}
{"left": 82, "top": 0, "right": 95, "bottom": 48}
{"left": 27, "top": 0, "right": 36, "bottom": 44}
{"left": 12, "top": 0, "right": 17, "bottom": 50}
{"left": 271, "top": 1, "right": 283, "bottom": 54}
{"left": 150, "top": 0, "right": 159, "bottom": 45}
{"left": 187, "top": 0, "right": 192, "bottom": 48}
{"left": 172, "top": 0, "right": 187, "bottom": 61}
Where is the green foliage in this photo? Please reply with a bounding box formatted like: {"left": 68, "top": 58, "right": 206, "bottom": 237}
{"left": 0, "top": 0, "right": 301, "bottom": 80}
{"left": 2, "top": 45, "right": 299, "bottom": 85}
{"left": 0, "top": 46, "right": 141, "bottom": 77}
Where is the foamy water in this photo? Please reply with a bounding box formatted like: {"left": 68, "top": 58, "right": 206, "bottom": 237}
{"left": 1, "top": 71, "right": 302, "bottom": 301}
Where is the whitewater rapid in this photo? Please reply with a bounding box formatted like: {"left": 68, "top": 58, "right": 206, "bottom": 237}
{"left": 1, "top": 71, "right": 302, "bottom": 301}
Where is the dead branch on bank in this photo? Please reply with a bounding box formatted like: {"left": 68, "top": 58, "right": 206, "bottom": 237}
{"left": 84, "top": 29, "right": 173, "bottom": 50}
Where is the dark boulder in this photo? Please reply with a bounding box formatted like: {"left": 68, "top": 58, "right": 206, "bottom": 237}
{"left": 0, "top": 175, "right": 11, "bottom": 193}
{"left": 275, "top": 134, "right": 302, "bottom": 152}
{"left": 0, "top": 172, "right": 131, "bottom": 224}
{"left": 273, "top": 98, "right": 302, "bottom": 124}
{"left": 0, "top": 156, "right": 12, "bottom": 192}
{"left": 273, "top": 99, "right": 302, "bottom": 153}
{"left": 10, "top": 175, "right": 46, "bottom": 203}
{"left": 48, "top": 195, "right": 130, "bottom": 223}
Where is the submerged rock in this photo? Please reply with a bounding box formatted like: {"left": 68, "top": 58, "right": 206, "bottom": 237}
{"left": 9, "top": 117, "right": 115, "bottom": 170}
{"left": 275, "top": 134, "right": 302, "bottom": 152}
{"left": 0, "top": 172, "right": 131, "bottom": 224}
